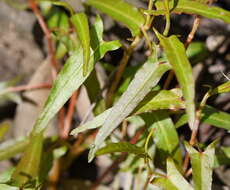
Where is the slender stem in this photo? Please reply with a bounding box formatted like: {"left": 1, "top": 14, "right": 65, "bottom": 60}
{"left": 106, "top": 36, "right": 140, "bottom": 107}
{"left": 0, "top": 83, "right": 52, "bottom": 95}
{"left": 28, "top": 0, "right": 58, "bottom": 79}
{"left": 185, "top": 16, "right": 201, "bottom": 48}
{"left": 47, "top": 160, "right": 61, "bottom": 190}
{"left": 61, "top": 91, "right": 78, "bottom": 139}
{"left": 183, "top": 88, "right": 212, "bottom": 172}
{"left": 163, "top": 0, "right": 171, "bottom": 36}
{"left": 145, "top": 0, "right": 154, "bottom": 29}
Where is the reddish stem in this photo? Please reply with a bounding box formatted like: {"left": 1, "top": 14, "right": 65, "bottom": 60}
{"left": 28, "top": 0, "right": 58, "bottom": 79}
{"left": 2, "top": 83, "right": 51, "bottom": 94}
{"left": 61, "top": 91, "right": 78, "bottom": 139}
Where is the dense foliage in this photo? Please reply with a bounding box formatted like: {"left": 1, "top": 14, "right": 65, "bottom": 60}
{"left": 0, "top": 0, "right": 230, "bottom": 189}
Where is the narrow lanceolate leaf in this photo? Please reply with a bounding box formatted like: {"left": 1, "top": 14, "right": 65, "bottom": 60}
{"left": 90, "top": 14, "right": 122, "bottom": 62}
{"left": 212, "top": 81, "right": 230, "bottom": 95}
{"left": 32, "top": 48, "right": 92, "bottom": 135}
{"left": 70, "top": 108, "right": 112, "bottom": 136}
{"left": 71, "top": 13, "right": 90, "bottom": 76}
{"left": 201, "top": 105, "right": 230, "bottom": 131}
{"left": 11, "top": 133, "right": 44, "bottom": 186}
{"left": 153, "top": 158, "right": 193, "bottom": 190}
{"left": 155, "top": 0, "right": 230, "bottom": 24}
{"left": 156, "top": 32, "right": 195, "bottom": 129}
{"left": 86, "top": 0, "right": 145, "bottom": 36}
{"left": 89, "top": 54, "right": 171, "bottom": 162}
{"left": 185, "top": 140, "right": 217, "bottom": 190}
{"left": 134, "top": 89, "right": 185, "bottom": 114}
{"left": 142, "top": 111, "right": 182, "bottom": 168}
{"left": 96, "top": 142, "right": 148, "bottom": 158}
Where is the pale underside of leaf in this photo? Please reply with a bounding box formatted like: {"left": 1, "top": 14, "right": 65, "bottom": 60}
{"left": 89, "top": 58, "right": 171, "bottom": 162}
{"left": 167, "top": 158, "right": 193, "bottom": 190}
{"left": 32, "top": 48, "right": 92, "bottom": 135}
{"left": 70, "top": 108, "right": 112, "bottom": 136}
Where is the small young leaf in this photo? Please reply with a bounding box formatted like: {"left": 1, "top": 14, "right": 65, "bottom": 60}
{"left": 70, "top": 108, "right": 112, "bottom": 136}
{"left": 71, "top": 13, "right": 91, "bottom": 76}
{"left": 11, "top": 133, "right": 44, "bottom": 187}
{"left": 212, "top": 81, "right": 230, "bottom": 95}
{"left": 142, "top": 111, "right": 182, "bottom": 168}
{"left": 89, "top": 53, "right": 171, "bottom": 162}
{"left": 134, "top": 89, "right": 185, "bottom": 114}
{"left": 96, "top": 142, "right": 148, "bottom": 158}
{"left": 185, "top": 140, "right": 217, "bottom": 190}
{"left": 86, "top": 0, "right": 145, "bottom": 36}
{"left": 90, "top": 15, "right": 122, "bottom": 62}
{"left": 155, "top": 32, "right": 195, "bottom": 129}
{"left": 155, "top": 0, "right": 230, "bottom": 24}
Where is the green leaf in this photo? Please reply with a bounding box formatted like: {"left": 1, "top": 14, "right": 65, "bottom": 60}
{"left": 39, "top": 0, "right": 74, "bottom": 15}
{"left": 89, "top": 52, "right": 171, "bottom": 162}
{"left": 31, "top": 48, "right": 92, "bottom": 135}
{"left": 155, "top": 32, "right": 195, "bottom": 129}
{"left": 0, "top": 137, "right": 29, "bottom": 161}
{"left": 167, "top": 158, "right": 193, "bottom": 190}
{"left": 212, "top": 81, "right": 230, "bottom": 95}
{"left": 96, "top": 142, "right": 148, "bottom": 158}
{"left": 70, "top": 108, "right": 112, "bottom": 136}
{"left": 11, "top": 133, "right": 44, "bottom": 187}
{"left": 142, "top": 111, "right": 182, "bottom": 168}
{"left": 175, "top": 113, "right": 188, "bottom": 128}
{"left": 134, "top": 89, "right": 185, "bottom": 114}
{"left": 153, "top": 158, "right": 193, "bottom": 190}
{"left": 186, "top": 42, "right": 209, "bottom": 64}
{"left": 86, "top": 0, "right": 145, "bottom": 36}
{"left": 155, "top": 0, "right": 230, "bottom": 24}
{"left": 201, "top": 105, "right": 230, "bottom": 131}
{"left": 0, "top": 168, "right": 14, "bottom": 183}
{"left": 47, "top": 8, "right": 69, "bottom": 33}
{"left": 71, "top": 13, "right": 91, "bottom": 76}
{"left": 0, "top": 121, "right": 10, "bottom": 141}
{"left": 175, "top": 105, "right": 230, "bottom": 130}
{"left": 90, "top": 14, "right": 122, "bottom": 62}
{"left": 185, "top": 140, "right": 217, "bottom": 190}
{"left": 0, "top": 184, "right": 19, "bottom": 190}
{"left": 214, "top": 147, "right": 230, "bottom": 167}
